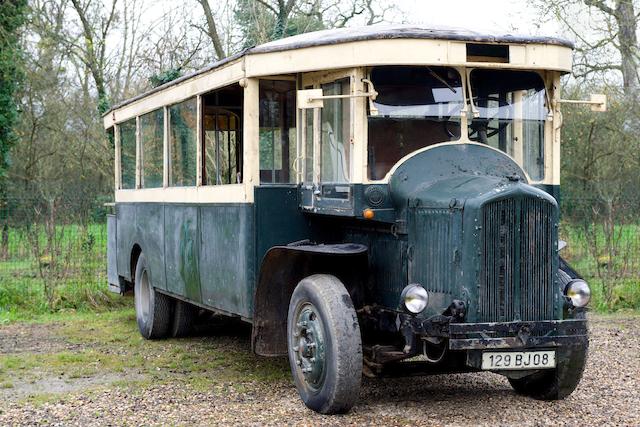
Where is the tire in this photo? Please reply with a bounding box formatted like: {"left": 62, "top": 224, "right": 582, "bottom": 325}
{"left": 287, "top": 274, "right": 362, "bottom": 414}
{"left": 171, "top": 299, "right": 198, "bottom": 338}
{"left": 134, "top": 254, "right": 173, "bottom": 339}
{"left": 508, "top": 344, "right": 588, "bottom": 400}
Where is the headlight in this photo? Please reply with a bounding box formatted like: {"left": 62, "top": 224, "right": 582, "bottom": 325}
{"left": 401, "top": 284, "right": 429, "bottom": 313}
{"left": 565, "top": 279, "right": 591, "bottom": 308}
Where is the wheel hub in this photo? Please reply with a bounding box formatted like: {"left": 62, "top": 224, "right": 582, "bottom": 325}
{"left": 293, "top": 304, "right": 325, "bottom": 387}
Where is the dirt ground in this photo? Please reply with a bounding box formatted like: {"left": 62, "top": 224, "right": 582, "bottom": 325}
{"left": 0, "top": 310, "right": 638, "bottom": 426}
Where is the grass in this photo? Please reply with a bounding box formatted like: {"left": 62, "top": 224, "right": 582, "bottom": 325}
{"left": 56, "top": 308, "right": 289, "bottom": 384}
{"left": 0, "top": 306, "right": 290, "bottom": 406}
{"left": 0, "top": 220, "right": 637, "bottom": 321}
{"left": 0, "top": 279, "right": 129, "bottom": 324}
{"left": 0, "top": 224, "right": 106, "bottom": 256}
{"left": 0, "top": 222, "right": 128, "bottom": 322}
{"left": 560, "top": 222, "right": 640, "bottom": 311}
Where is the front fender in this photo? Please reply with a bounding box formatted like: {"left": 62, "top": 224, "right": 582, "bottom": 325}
{"left": 251, "top": 243, "right": 367, "bottom": 356}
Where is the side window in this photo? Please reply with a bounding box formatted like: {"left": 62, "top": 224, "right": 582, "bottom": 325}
{"left": 203, "top": 84, "right": 243, "bottom": 185}
{"left": 140, "top": 108, "right": 164, "bottom": 188}
{"left": 468, "top": 69, "right": 547, "bottom": 181}
{"left": 119, "top": 118, "right": 137, "bottom": 189}
{"left": 320, "top": 79, "right": 350, "bottom": 182}
{"left": 259, "top": 80, "right": 296, "bottom": 183}
{"left": 169, "top": 98, "right": 197, "bottom": 186}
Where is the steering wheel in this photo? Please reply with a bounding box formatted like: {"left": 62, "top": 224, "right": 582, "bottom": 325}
{"left": 468, "top": 96, "right": 511, "bottom": 144}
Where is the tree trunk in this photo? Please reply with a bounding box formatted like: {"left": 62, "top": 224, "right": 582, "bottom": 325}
{"left": 614, "top": 0, "right": 640, "bottom": 95}
{"left": 197, "top": 0, "right": 227, "bottom": 60}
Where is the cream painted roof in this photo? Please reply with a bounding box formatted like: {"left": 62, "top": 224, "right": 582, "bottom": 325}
{"left": 104, "top": 24, "right": 573, "bottom": 117}
{"left": 251, "top": 24, "right": 574, "bottom": 53}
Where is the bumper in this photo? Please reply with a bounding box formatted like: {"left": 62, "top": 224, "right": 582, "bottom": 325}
{"left": 361, "top": 306, "right": 588, "bottom": 372}
{"left": 448, "top": 319, "right": 588, "bottom": 351}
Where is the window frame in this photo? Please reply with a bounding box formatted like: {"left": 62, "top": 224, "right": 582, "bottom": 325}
{"left": 365, "top": 65, "right": 467, "bottom": 181}
{"left": 258, "top": 76, "right": 298, "bottom": 185}
{"left": 361, "top": 66, "right": 554, "bottom": 185}
{"left": 200, "top": 84, "right": 245, "bottom": 187}
{"left": 167, "top": 96, "right": 199, "bottom": 188}
{"left": 139, "top": 107, "right": 165, "bottom": 189}
{"left": 300, "top": 69, "right": 357, "bottom": 186}
{"left": 115, "top": 117, "right": 138, "bottom": 190}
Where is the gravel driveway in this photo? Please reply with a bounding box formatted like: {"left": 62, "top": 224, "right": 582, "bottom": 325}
{"left": 0, "top": 312, "right": 638, "bottom": 426}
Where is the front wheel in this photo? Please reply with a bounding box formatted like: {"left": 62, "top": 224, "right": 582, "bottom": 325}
{"left": 508, "top": 344, "right": 588, "bottom": 400}
{"left": 287, "top": 274, "right": 362, "bottom": 414}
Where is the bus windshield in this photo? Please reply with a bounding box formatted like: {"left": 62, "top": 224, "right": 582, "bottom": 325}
{"left": 367, "top": 66, "right": 464, "bottom": 180}
{"left": 468, "top": 69, "right": 548, "bottom": 181}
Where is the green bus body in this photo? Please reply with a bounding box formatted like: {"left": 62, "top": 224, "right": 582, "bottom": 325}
{"left": 108, "top": 143, "right": 577, "bottom": 358}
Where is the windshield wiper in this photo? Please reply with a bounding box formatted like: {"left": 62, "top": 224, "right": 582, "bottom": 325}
{"left": 426, "top": 66, "right": 457, "bottom": 93}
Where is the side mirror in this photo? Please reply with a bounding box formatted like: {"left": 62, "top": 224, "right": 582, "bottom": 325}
{"left": 589, "top": 94, "right": 607, "bottom": 112}
{"left": 297, "top": 89, "right": 324, "bottom": 109}
{"left": 297, "top": 84, "right": 379, "bottom": 110}
{"left": 558, "top": 94, "right": 607, "bottom": 112}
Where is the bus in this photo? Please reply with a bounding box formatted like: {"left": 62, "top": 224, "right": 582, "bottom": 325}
{"left": 104, "top": 25, "right": 599, "bottom": 414}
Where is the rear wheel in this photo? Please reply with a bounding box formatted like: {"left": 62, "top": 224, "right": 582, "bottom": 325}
{"left": 171, "top": 299, "right": 198, "bottom": 338}
{"left": 287, "top": 274, "right": 362, "bottom": 414}
{"left": 508, "top": 344, "right": 588, "bottom": 400}
{"left": 134, "top": 254, "right": 173, "bottom": 339}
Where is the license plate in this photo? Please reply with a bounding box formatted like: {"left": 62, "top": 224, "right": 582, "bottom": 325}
{"left": 481, "top": 350, "right": 556, "bottom": 370}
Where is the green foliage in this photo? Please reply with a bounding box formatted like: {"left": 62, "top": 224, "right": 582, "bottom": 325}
{"left": 149, "top": 68, "right": 183, "bottom": 88}
{"left": 97, "top": 95, "right": 111, "bottom": 116}
{"left": 561, "top": 222, "right": 640, "bottom": 311}
{"left": 560, "top": 85, "right": 640, "bottom": 201}
{"left": 559, "top": 87, "right": 640, "bottom": 310}
{"left": 0, "top": 0, "right": 28, "bottom": 178}
{"left": 0, "top": 279, "right": 129, "bottom": 323}
{"left": 234, "top": 0, "right": 325, "bottom": 48}
{"left": 0, "top": 223, "right": 130, "bottom": 322}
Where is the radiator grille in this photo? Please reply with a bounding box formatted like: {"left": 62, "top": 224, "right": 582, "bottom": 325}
{"left": 409, "top": 208, "right": 456, "bottom": 294}
{"left": 480, "top": 197, "right": 555, "bottom": 322}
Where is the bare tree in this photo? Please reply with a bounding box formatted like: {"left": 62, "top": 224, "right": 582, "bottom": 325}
{"left": 536, "top": 0, "right": 640, "bottom": 94}
{"left": 69, "top": 0, "right": 118, "bottom": 113}
{"left": 231, "top": 0, "right": 401, "bottom": 49}
{"left": 196, "top": 0, "right": 228, "bottom": 59}
{"left": 302, "top": 0, "right": 395, "bottom": 28}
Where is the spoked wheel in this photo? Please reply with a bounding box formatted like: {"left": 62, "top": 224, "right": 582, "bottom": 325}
{"left": 134, "top": 254, "right": 173, "bottom": 339}
{"left": 287, "top": 274, "right": 362, "bottom": 414}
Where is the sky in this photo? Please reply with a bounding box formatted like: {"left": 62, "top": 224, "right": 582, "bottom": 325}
{"left": 400, "top": 0, "right": 563, "bottom": 37}
{"left": 145, "top": 1, "right": 566, "bottom": 40}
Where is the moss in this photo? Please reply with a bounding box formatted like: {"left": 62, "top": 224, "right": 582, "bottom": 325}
{"left": 19, "top": 392, "right": 64, "bottom": 407}
{"left": 1, "top": 305, "right": 291, "bottom": 400}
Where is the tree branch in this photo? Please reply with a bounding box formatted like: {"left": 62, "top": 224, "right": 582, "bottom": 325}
{"left": 583, "top": 0, "right": 615, "bottom": 16}
{"left": 196, "top": 0, "right": 226, "bottom": 60}
{"left": 255, "top": 0, "right": 279, "bottom": 15}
